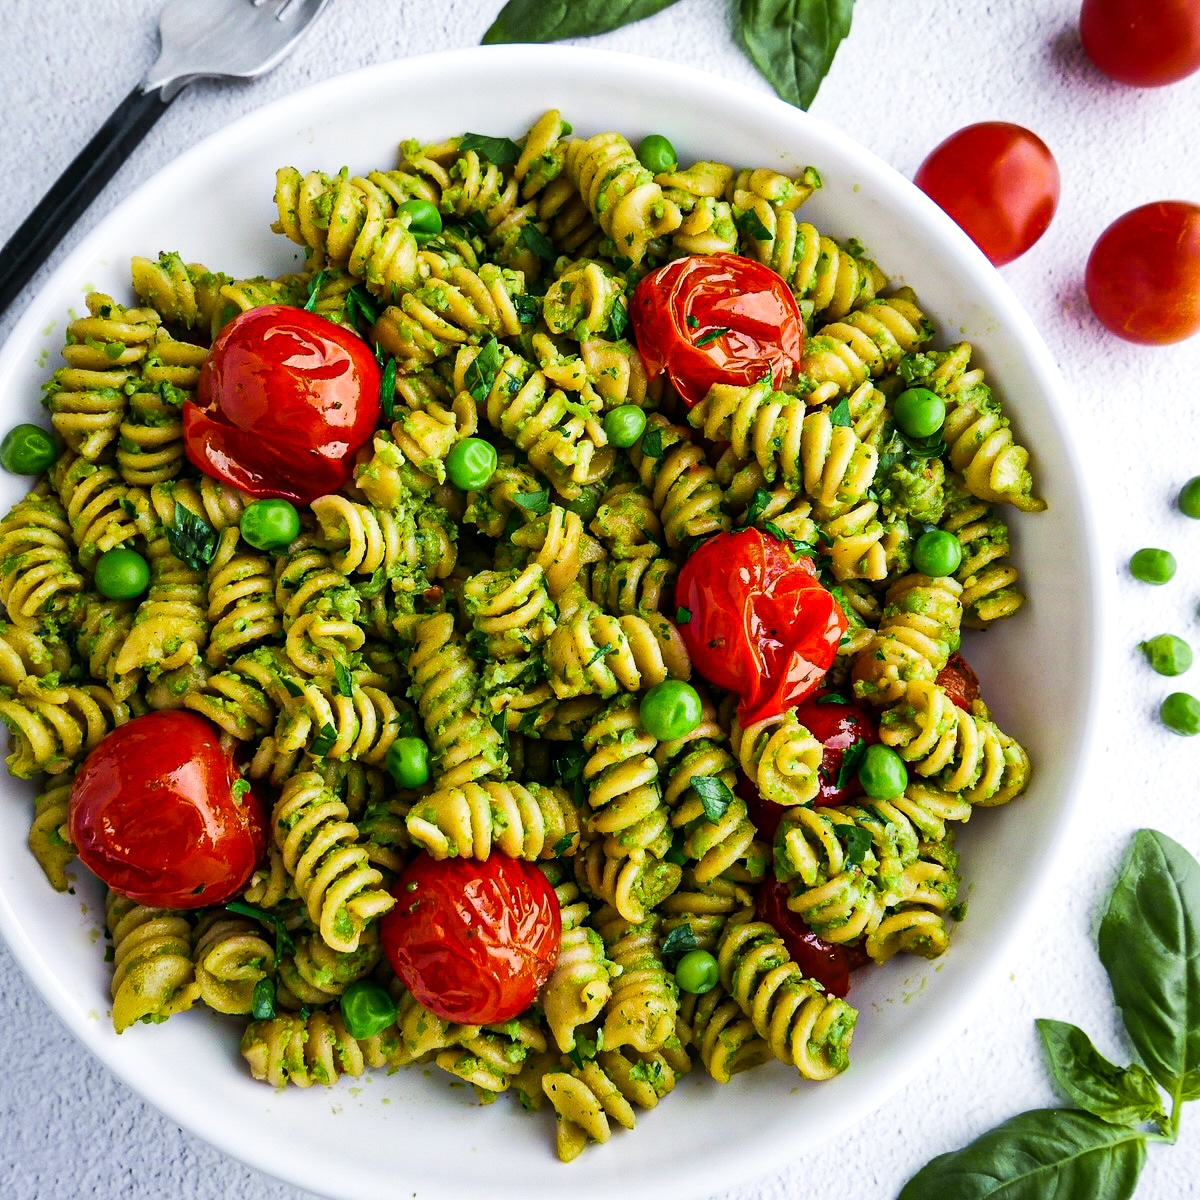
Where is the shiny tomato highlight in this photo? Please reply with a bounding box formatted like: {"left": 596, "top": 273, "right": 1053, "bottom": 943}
{"left": 185, "top": 305, "right": 382, "bottom": 505}
{"left": 630, "top": 253, "right": 803, "bottom": 407}
{"left": 676, "top": 528, "right": 846, "bottom": 725}
{"left": 756, "top": 876, "right": 868, "bottom": 998}
{"left": 68, "top": 711, "right": 267, "bottom": 908}
{"left": 1085, "top": 202, "right": 1200, "bottom": 345}
{"left": 381, "top": 853, "right": 561, "bottom": 1025}
{"left": 936, "top": 651, "right": 982, "bottom": 712}
{"left": 792, "top": 692, "right": 880, "bottom": 806}
{"left": 1081, "top": 0, "right": 1200, "bottom": 87}
{"left": 914, "top": 123, "right": 1060, "bottom": 266}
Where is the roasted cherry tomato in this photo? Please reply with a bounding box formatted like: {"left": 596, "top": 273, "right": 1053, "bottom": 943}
{"left": 1085, "top": 202, "right": 1200, "bottom": 345}
{"left": 1081, "top": 0, "right": 1200, "bottom": 87}
{"left": 792, "top": 691, "right": 880, "bottom": 806}
{"left": 630, "top": 253, "right": 803, "bottom": 407}
{"left": 381, "top": 853, "right": 561, "bottom": 1025}
{"left": 676, "top": 528, "right": 845, "bottom": 725}
{"left": 184, "top": 305, "right": 382, "bottom": 505}
{"left": 914, "top": 123, "right": 1060, "bottom": 266}
{"left": 755, "top": 876, "right": 869, "bottom": 999}
{"left": 68, "top": 711, "right": 267, "bottom": 908}
{"left": 936, "top": 651, "right": 981, "bottom": 712}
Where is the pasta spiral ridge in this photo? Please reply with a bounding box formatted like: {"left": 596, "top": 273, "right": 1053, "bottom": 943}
{"left": 205, "top": 527, "right": 282, "bottom": 667}
{"left": 572, "top": 840, "right": 682, "bottom": 925}
{"left": 0, "top": 487, "right": 84, "bottom": 626}
{"left": 594, "top": 907, "right": 678, "bottom": 1054}
{"left": 0, "top": 680, "right": 128, "bottom": 778}
{"left": 678, "top": 982, "right": 772, "bottom": 1084}
{"left": 192, "top": 914, "right": 275, "bottom": 1015}
{"left": 106, "top": 891, "right": 199, "bottom": 1033}
{"left": 731, "top": 710, "right": 822, "bottom": 807}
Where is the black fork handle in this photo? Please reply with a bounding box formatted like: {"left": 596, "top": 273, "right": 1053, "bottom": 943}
{"left": 0, "top": 84, "right": 177, "bottom": 318}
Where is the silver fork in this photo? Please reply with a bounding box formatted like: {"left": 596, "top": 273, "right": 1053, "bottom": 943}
{"left": 0, "top": 0, "right": 331, "bottom": 316}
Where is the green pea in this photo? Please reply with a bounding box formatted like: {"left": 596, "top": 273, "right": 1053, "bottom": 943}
{"left": 675, "top": 949, "right": 719, "bottom": 995}
{"left": 893, "top": 387, "right": 946, "bottom": 439}
{"left": 94, "top": 548, "right": 151, "bottom": 600}
{"left": 604, "top": 405, "right": 648, "bottom": 449}
{"left": 857, "top": 744, "right": 908, "bottom": 800}
{"left": 397, "top": 198, "right": 443, "bottom": 242}
{"left": 446, "top": 438, "right": 498, "bottom": 490}
{"left": 637, "top": 133, "right": 677, "bottom": 176}
{"left": 639, "top": 680, "right": 703, "bottom": 740}
{"left": 340, "top": 979, "right": 398, "bottom": 1039}
{"left": 912, "top": 530, "right": 963, "bottom": 577}
{"left": 1130, "top": 548, "right": 1176, "bottom": 585}
{"left": 564, "top": 486, "right": 602, "bottom": 522}
{"left": 0, "top": 423, "right": 59, "bottom": 475}
{"left": 1160, "top": 692, "right": 1200, "bottom": 737}
{"left": 1139, "top": 634, "right": 1193, "bottom": 677}
{"left": 240, "top": 499, "right": 301, "bottom": 551}
{"left": 387, "top": 736, "right": 431, "bottom": 789}
{"left": 1178, "top": 476, "right": 1200, "bottom": 519}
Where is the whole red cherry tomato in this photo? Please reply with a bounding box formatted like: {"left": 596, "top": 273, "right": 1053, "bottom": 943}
{"left": 936, "top": 651, "right": 982, "bottom": 712}
{"left": 1081, "top": 0, "right": 1200, "bottom": 87}
{"left": 676, "top": 528, "right": 846, "bottom": 726}
{"left": 756, "top": 876, "right": 868, "bottom": 998}
{"left": 68, "top": 711, "right": 267, "bottom": 908}
{"left": 1085, "top": 202, "right": 1200, "bottom": 345}
{"left": 630, "top": 253, "right": 803, "bottom": 407}
{"left": 184, "top": 305, "right": 382, "bottom": 505}
{"left": 792, "top": 691, "right": 880, "bottom": 806}
{"left": 381, "top": 853, "right": 561, "bottom": 1025}
{"left": 914, "top": 123, "right": 1060, "bottom": 267}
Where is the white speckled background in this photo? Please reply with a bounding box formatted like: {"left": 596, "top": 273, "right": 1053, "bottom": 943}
{"left": 1, "top": 2, "right": 1198, "bottom": 1197}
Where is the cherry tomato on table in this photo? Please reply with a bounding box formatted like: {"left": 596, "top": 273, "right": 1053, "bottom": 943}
{"left": 1085, "top": 202, "right": 1200, "bottom": 345}
{"left": 756, "top": 875, "right": 869, "bottom": 999}
{"left": 675, "top": 528, "right": 846, "bottom": 726}
{"left": 184, "top": 305, "right": 382, "bottom": 505}
{"left": 914, "top": 123, "right": 1060, "bottom": 267}
{"left": 630, "top": 253, "right": 804, "bottom": 408}
{"left": 1081, "top": 0, "right": 1200, "bottom": 87}
{"left": 68, "top": 710, "right": 267, "bottom": 908}
{"left": 381, "top": 853, "right": 561, "bottom": 1025}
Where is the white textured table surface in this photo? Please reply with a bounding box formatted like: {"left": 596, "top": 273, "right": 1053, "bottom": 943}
{"left": 2, "top": 2, "right": 1199, "bottom": 1198}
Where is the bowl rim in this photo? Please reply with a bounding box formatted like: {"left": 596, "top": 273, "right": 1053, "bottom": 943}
{"left": 0, "top": 42, "right": 1108, "bottom": 1200}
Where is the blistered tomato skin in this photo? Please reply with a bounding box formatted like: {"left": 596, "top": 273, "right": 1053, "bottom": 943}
{"left": 676, "top": 529, "right": 846, "bottom": 725}
{"left": 1085, "top": 202, "right": 1200, "bottom": 345}
{"left": 381, "top": 853, "right": 561, "bottom": 1025}
{"left": 67, "top": 711, "right": 267, "bottom": 908}
{"left": 914, "top": 123, "right": 1059, "bottom": 267}
{"left": 936, "top": 651, "right": 982, "bottom": 712}
{"left": 185, "top": 305, "right": 382, "bottom": 505}
{"left": 630, "top": 254, "right": 804, "bottom": 407}
{"left": 791, "top": 692, "right": 880, "bottom": 806}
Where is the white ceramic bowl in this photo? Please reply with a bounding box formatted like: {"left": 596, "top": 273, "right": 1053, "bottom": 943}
{"left": 0, "top": 45, "right": 1103, "bottom": 1200}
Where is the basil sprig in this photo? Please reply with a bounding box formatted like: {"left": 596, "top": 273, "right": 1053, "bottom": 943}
{"left": 900, "top": 829, "right": 1200, "bottom": 1200}
{"left": 482, "top": 0, "right": 855, "bottom": 111}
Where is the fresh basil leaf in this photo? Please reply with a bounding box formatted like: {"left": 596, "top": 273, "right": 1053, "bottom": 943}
{"left": 692, "top": 776, "right": 734, "bottom": 823}
{"left": 333, "top": 662, "right": 354, "bottom": 698}
{"left": 743, "top": 487, "right": 772, "bottom": 528}
{"left": 585, "top": 644, "right": 613, "bottom": 668}
{"left": 551, "top": 832, "right": 577, "bottom": 857}
{"left": 898, "top": 1109, "right": 1147, "bottom": 1200}
{"left": 828, "top": 396, "right": 852, "bottom": 427}
{"left": 513, "top": 293, "right": 540, "bottom": 325}
{"left": 897, "top": 428, "right": 947, "bottom": 460}
{"left": 164, "top": 505, "right": 217, "bottom": 570}
{"left": 459, "top": 132, "right": 521, "bottom": 165}
{"left": 675, "top": 606, "right": 692, "bottom": 625}
{"left": 512, "top": 488, "right": 551, "bottom": 516}
{"left": 735, "top": 0, "right": 855, "bottom": 111}
{"left": 303, "top": 269, "right": 331, "bottom": 312}
{"left": 346, "top": 283, "right": 380, "bottom": 328}
{"left": 639, "top": 427, "right": 664, "bottom": 459}
{"left": 251, "top": 977, "right": 277, "bottom": 1020}
{"left": 520, "top": 225, "right": 556, "bottom": 262}
{"left": 842, "top": 823, "right": 872, "bottom": 867}
{"left": 490, "top": 710, "right": 510, "bottom": 757}
{"left": 379, "top": 356, "right": 397, "bottom": 421}
{"left": 836, "top": 737, "right": 867, "bottom": 790}
{"left": 1099, "top": 829, "right": 1200, "bottom": 1098}
{"left": 609, "top": 295, "right": 629, "bottom": 340}
{"left": 225, "top": 899, "right": 296, "bottom": 961}
{"left": 280, "top": 676, "right": 303, "bottom": 699}
{"left": 735, "top": 208, "right": 773, "bottom": 242}
{"left": 311, "top": 722, "right": 338, "bottom": 757}
{"left": 694, "top": 326, "right": 730, "bottom": 347}
{"left": 1035, "top": 1019, "right": 1166, "bottom": 1127}
{"left": 465, "top": 337, "right": 502, "bottom": 404}
{"left": 816, "top": 692, "right": 850, "bottom": 705}
{"left": 661, "top": 922, "right": 700, "bottom": 968}
{"left": 482, "top": 0, "right": 683, "bottom": 44}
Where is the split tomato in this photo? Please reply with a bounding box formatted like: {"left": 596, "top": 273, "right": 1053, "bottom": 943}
{"left": 67, "top": 711, "right": 267, "bottom": 908}
{"left": 185, "top": 305, "right": 382, "bottom": 505}
{"left": 675, "top": 528, "right": 846, "bottom": 725}
{"left": 381, "top": 853, "right": 561, "bottom": 1025}
{"left": 630, "top": 253, "right": 803, "bottom": 407}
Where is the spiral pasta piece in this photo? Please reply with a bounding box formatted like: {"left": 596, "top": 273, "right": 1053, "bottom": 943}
{"left": 588, "top": 556, "right": 676, "bottom": 616}
{"left": 462, "top": 564, "right": 556, "bottom": 663}
{"left": 542, "top": 893, "right": 615, "bottom": 1053}
{"left": 406, "top": 779, "right": 579, "bottom": 861}
{"left": 183, "top": 646, "right": 291, "bottom": 741}
{"left": 731, "top": 710, "right": 822, "bottom": 807}
{"left": 436, "top": 1018, "right": 548, "bottom": 1096}
{"left": 594, "top": 907, "right": 678, "bottom": 1054}
{"left": 106, "top": 891, "right": 200, "bottom": 1033}
{"left": 241, "top": 1010, "right": 381, "bottom": 1088}
{"left": 274, "top": 670, "right": 405, "bottom": 766}
{"left": 274, "top": 537, "right": 365, "bottom": 676}
{"left": 678, "top": 982, "right": 772, "bottom": 1083}
{"left": 659, "top": 869, "right": 754, "bottom": 952}
{"left": 716, "top": 912, "right": 856, "bottom": 1080}
{"left": 276, "top": 926, "right": 382, "bottom": 1010}
{"left": 192, "top": 914, "right": 275, "bottom": 1015}
{"left": 572, "top": 840, "right": 682, "bottom": 925}
{"left": 544, "top": 260, "right": 627, "bottom": 341}
{"left": 0, "top": 680, "right": 127, "bottom": 777}
{"left": 940, "top": 476, "right": 1026, "bottom": 626}
{"left": 28, "top": 774, "right": 76, "bottom": 892}
{"left": 272, "top": 771, "right": 395, "bottom": 953}
{"left": 205, "top": 527, "right": 281, "bottom": 666}
{"left": 0, "top": 487, "right": 84, "bottom": 627}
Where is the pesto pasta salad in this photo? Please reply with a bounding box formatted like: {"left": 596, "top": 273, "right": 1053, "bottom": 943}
{"left": 0, "top": 109, "right": 1044, "bottom": 1163}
